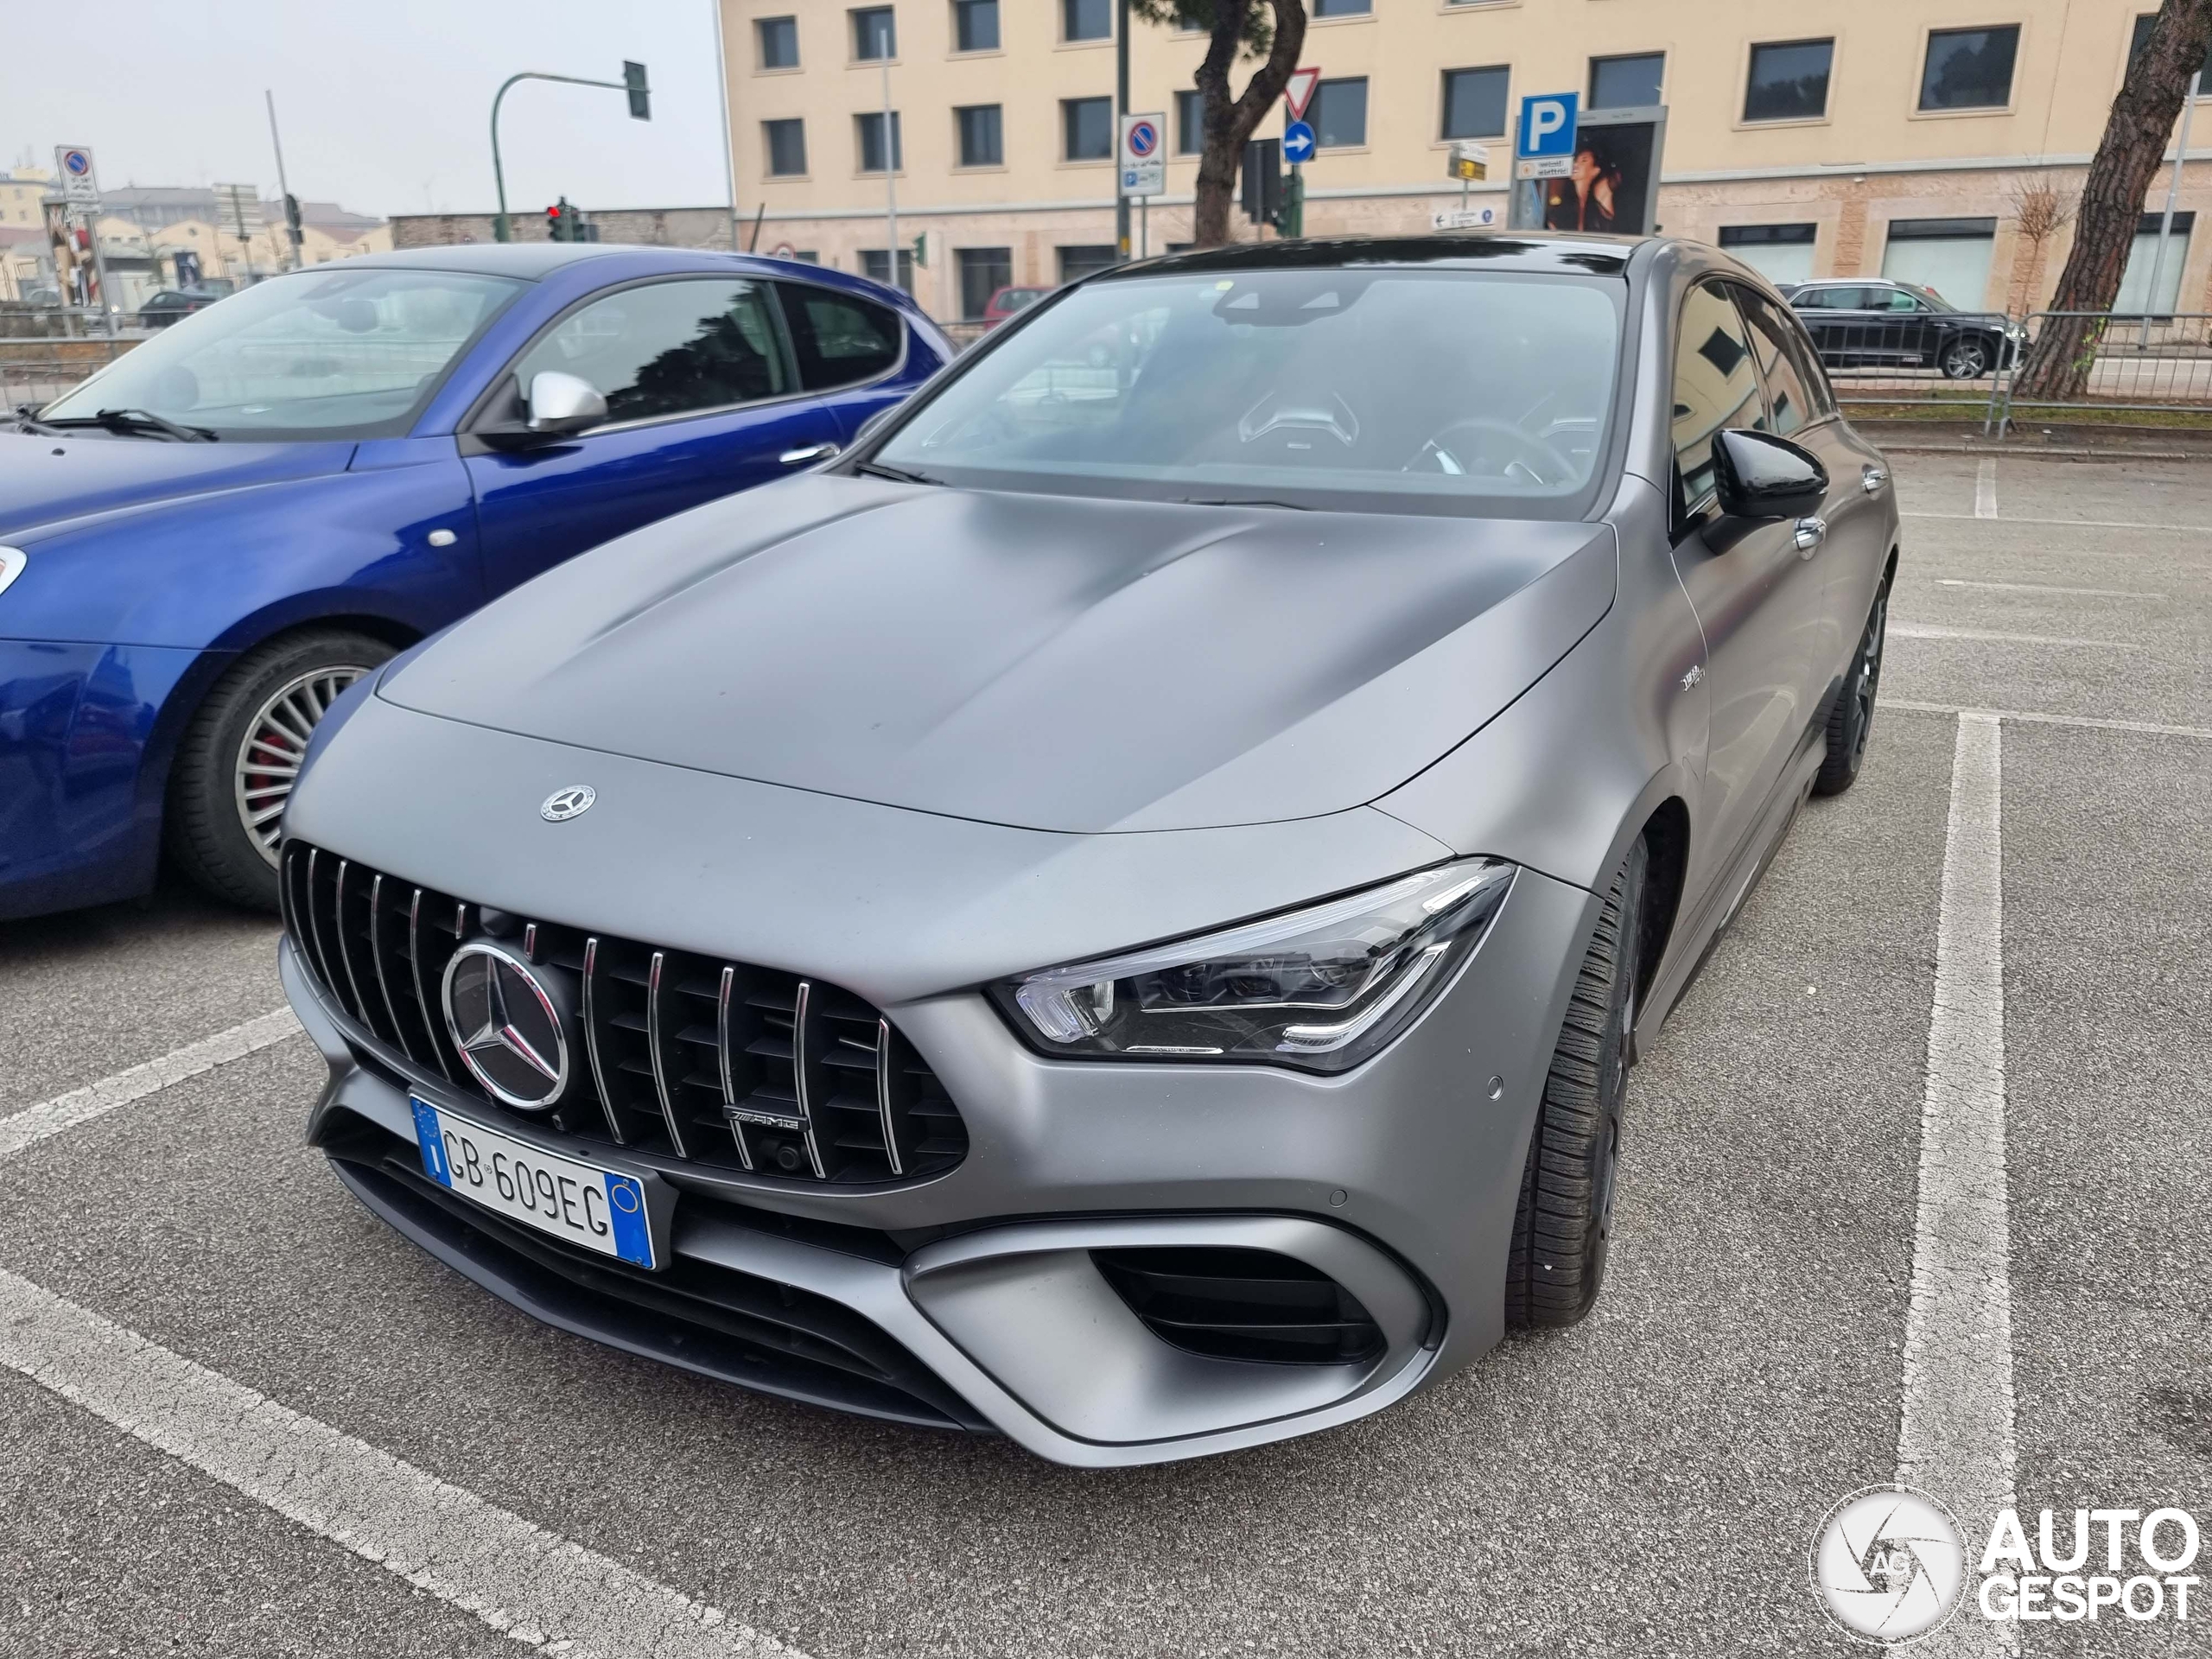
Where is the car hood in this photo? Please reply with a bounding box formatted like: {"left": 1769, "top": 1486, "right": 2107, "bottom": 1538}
{"left": 380, "top": 475, "right": 1617, "bottom": 834}
{"left": 0, "top": 429, "right": 353, "bottom": 541}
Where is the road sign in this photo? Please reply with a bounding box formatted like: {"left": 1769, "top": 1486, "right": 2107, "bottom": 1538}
{"left": 213, "top": 183, "right": 263, "bottom": 238}
{"left": 1447, "top": 141, "right": 1489, "bottom": 182}
{"left": 1282, "top": 121, "right": 1316, "bottom": 165}
{"left": 54, "top": 145, "right": 99, "bottom": 208}
{"left": 1283, "top": 67, "right": 1322, "bottom": 123}
{"left": 1433, "top": 206, "right": 1500, "bottom": 231}
{"left": 1516, "top": 92, "right": 1579, "bottom": 172}
{"left": 1119, "top": 112, "right": 1166, "bottom": 198}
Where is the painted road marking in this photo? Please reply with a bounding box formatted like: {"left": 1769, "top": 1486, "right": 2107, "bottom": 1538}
{"left": 1902, "top": 512, "right": 2212, "bottom": 535}
{"left": 1888, "top": 624, "right": 2146, "bottom": 650}
{"left": 1897, "top": 715, "right": 2017, "bottom": 1656}
{"left": 0, "top": 1268, "right": 798, "bottom": 1659}
{"left": 0, "top": 1009, "right": 301, "bottom": 1163}
{"left": 1974, "top": 459, "right": 1998, "bottom": 519}
{"left": 1930, "top": 578, "right": 2165, "bottom": 601}
{"left": 1887, "top": 701, "right": 2212, "bottom": 741}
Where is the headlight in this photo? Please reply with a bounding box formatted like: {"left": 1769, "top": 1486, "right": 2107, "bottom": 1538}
{"left": 989, "top": 859, "right": 1516, "bottom": 1074}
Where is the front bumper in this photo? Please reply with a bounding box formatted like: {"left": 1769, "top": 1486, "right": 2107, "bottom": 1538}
{"left": 285, "top": 847, "right": 1599, "bottom": 1466}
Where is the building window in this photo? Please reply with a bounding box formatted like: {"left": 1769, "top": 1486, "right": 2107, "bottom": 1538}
{"left": 1064, "top": 96, "right": 1113, "bottom": 160}
{"left": 1589, "top": 52, "right": 1664, "bottom": 110}
{"left": 859, "top": 247, "right": 915, "bottom": 295}
{"left": 1441, "top": 66, "right": 1510, "bottom": 139}
{"left": 1311, "top": 77, "right": 1369, "bottom": 147}
{"left": 764, "top": 119, "right": 808, "bottom": 176}
{"left": 1717, "top": 223, "right": 1817, "bottom": 286}
{"left": 1063, "top": 0, "right": 1110, "bottom": 42}
{"left": 957, "top": 104, "right": 1003, "bottom": 167}
{"left": 852, "top": 6, "right": 896, "bottom": 61}
{"left": 856, "top": 111, "right": 903, "bottom": 173}
{"left": 1880, "top": 216, "right": 1999, "bottom": 308}
{"left": 1058, "top": 245, "right": 1118, "bottom": 283}
{"left": 2119, "top": 210, "right": 2196, "bottom": 315}
{"left": 957, "top": 246, "right": 1012, "bottom": 319}
{"left": 757, "top": 16, "right": 799, "bottom": 69}
{"left": 1918, "top": 26, "right": 2018, "bottom": 111}
{"left": 1744, "top": 40, "right": 1833, "bottom": 123}
{"left": 954, "top": 0, "right": 999, "bottom": 52}
{"left": 1177, "top": 88, "right": 1206, "bottom": 153}
{"left": 2128, "top": 13, "right": 2212, "bottom": 85}
{"left": 1312, "top": 0, "right": 1371, "bottom": 14}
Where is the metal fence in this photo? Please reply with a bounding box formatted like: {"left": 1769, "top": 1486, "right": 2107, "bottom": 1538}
{"left": 0, "top": 337, "right": 136, "bottom": 411}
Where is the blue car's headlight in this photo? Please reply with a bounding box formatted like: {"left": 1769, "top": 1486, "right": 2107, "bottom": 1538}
{"left": 990, "top": 860, "right": 1516, "bottom": 1074}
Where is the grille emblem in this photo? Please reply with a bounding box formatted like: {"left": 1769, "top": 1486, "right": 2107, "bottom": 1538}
{"left": 540, "top": 784, "right": 595, "bottom": 823}
{"left": 442, "top": 941, "right": 571, "bottom": 1110}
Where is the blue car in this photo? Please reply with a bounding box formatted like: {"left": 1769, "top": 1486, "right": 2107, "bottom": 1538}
{"left": 0, "top": 244, "right": 950, "bottom": 921}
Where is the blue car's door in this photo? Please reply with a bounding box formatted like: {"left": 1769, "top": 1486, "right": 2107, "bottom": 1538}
{"left": 461, "top": 275, "right": 843, "bottom": 596}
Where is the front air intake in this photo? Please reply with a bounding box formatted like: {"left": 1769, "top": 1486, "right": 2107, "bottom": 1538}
{"left": 1093, "top": 1246, "right": 1387, "bottom": 1365}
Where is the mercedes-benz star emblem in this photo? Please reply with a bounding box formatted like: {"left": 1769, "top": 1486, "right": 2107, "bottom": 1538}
{"left": 540, "top": 784, "right": 595, "bottom": 823}
{"left": 442, "top": 941, "right": 571, "bottom": 1110}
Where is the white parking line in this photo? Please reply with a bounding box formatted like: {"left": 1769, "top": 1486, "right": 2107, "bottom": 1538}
{"left": 0, "top": 1008, "right": 301, "bottom": 1163}
{"left": 1930, "top": 578, "right": 2165, "bottom": 601}
{"left": 1888, "top": 623, "right": 2146, "bottom": 650}
{"left": 1903, "top": 512, "right": 2212, "bottom": 535}
{"left": 0, "top": 1268, "right": 798, "bottom": 1659}
{"left": 1974, "top": 459, "right": 1998, "bottom": 519}
{"left": 1888, "top": 700, "right": 2212, "bottom": 741}
{"left": 1897, "top": 715, "right": 2017, "bottom": 1654}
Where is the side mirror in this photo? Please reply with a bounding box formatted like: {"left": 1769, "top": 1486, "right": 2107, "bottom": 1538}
{"left": 524, "top": 371, "right": 607, "bottom": 438}
{"left": 1712, "top": 429, "right": 1827, "bottom": 521}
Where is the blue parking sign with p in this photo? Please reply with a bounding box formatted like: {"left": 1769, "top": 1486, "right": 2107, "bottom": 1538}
{"left": 1517, "top": 92, "right": 1579, "bottom": 158}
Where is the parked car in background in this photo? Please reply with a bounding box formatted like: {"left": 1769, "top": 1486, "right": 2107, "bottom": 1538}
{"left": 137, "top": 287, "right": 224, "bottom": 328}
{"left": 0, "top": 243, "right": 949, "bottom": 922}
{"left": 1782, "top": 278, "right": 2024, "bottom": 378}
{"left": 981, "top": 284, "right": 1050, "bottom": 329}
{"left": 22, "top": 285, "right": 63, "bottom": 308}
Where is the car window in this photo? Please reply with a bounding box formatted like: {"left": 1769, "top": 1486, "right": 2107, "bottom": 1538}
{"left": 513, "top": 278, "right": 790, "bottom": 424}
{"left": 1876, "top": 288, "right": 1926, "bottom": 313}
{"left": 1670, "top": 281, "right": 1762, "bottom": 516}
{"left": 1793, "top": 287, "right": 1858, "bottom": 310}
{"left": 775, "top": 283, "right": 903, "bottom": 390}
{"left": 1735, "top": 289, "right": 1817, "bottom": 437}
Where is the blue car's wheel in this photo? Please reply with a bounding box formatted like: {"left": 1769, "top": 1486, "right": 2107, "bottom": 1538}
{"left": 167, "top": 629, "right": 393, "bottom": 910}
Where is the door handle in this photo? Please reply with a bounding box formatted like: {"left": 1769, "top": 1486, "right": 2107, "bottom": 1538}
{"left": 1794, "top": 517, "right": 1827, "bottom": 554}
{"left": 779, "top": 442, "right": 841, "bottom": 466}
{"left": 1861, "top": 465, "right": 1889, "bottom": 497}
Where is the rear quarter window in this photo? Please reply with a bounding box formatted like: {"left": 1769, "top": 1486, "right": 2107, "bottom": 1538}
{"left": 777, "top": 284, "right": 905, "bottom": 390}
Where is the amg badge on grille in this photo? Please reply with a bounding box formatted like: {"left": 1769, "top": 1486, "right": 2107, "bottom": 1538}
{"left": 540, "top": 784, "right": 595, "bottom": 823}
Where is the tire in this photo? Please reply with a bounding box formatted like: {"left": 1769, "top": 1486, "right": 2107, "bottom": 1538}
{"left": 1506, "top": 836, "right": 1645, "bottom": 1329}
{"left": 166, "top": 629, "right": 394, "bottom": 910}
{"left": 1814, "top": 578, "right": 1890, "bottom": 798}
{"left": 1941, "top": 336, "right": 1993, "bottom": 379}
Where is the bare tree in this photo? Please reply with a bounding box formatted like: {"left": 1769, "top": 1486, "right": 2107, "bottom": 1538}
{"left": 1133, "top": 0, "right": 1307, "bottom": 247}
{"left": 2003, "top": 174, "right": 2078, "bottom": 314}
{"left": 2014, "top": 0, "right": 2212, "bottom": 399}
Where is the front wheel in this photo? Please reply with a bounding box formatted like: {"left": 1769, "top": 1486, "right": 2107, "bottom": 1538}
{"left": 1941, "top": 336, "right": 1993, "bottom": 379}
{"left": 166, "top": 629, "right": 394, "bottom": 910}
{"left": 1815, "top": 580, "right": 1889, "bottom": 797}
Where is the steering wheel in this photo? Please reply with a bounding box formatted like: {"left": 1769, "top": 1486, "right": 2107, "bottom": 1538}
{"left": 1408, "top": 418, "right": 1565, "bottom": 485}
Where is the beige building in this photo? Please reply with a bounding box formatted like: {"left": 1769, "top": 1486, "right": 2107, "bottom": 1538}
{"left": 720, "top": 0, "right": 2212, "bottom": 321}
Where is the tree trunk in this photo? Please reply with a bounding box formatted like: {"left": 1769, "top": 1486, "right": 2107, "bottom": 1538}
{"left": 1192, "top": 1, "right": 1307, "bottom": 247}
{"left": 2014, "top": 0, "right": 2212, "bottom": 401}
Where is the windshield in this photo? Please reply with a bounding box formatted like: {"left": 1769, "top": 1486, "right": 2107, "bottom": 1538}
{"left": 875, "top": 267, "right": 1623, "bottom": 517}
{"left": 41, "top": 267, "right": 524, "bottom": 440}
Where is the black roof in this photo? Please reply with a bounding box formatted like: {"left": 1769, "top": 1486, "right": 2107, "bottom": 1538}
{"left": 1103, "top": 232, "right": 1644, "bottom": 281}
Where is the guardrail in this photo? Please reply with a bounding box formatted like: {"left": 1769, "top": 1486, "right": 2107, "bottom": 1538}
{"left": 1, "top": 337, "right": 137, "bottom": 412}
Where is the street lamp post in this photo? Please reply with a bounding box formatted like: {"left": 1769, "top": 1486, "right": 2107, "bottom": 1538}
{"left": 490, "top": 64, "right": 651, "bottom": 242}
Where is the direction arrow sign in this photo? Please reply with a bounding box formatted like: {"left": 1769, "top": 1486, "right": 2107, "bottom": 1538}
{"left": 1283, "top": 66, "right": 1322, "bottom": 124}
{"left": 1281, "top": 121, "right": 1316, "bottom": 165}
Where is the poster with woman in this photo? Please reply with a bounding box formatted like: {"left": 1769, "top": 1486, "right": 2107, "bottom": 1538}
{"left": 1541, "top": 124, "right": 1658, "bottom": 236}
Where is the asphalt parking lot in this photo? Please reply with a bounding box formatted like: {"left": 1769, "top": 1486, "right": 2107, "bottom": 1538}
{"left": 2, "top": 450, "right": 2206, "bottom": 1658}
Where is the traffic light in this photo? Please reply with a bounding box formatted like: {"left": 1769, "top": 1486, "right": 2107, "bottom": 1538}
{"left": 624, "top": 60, "right": 651, "bottom": 120}
{"left": 1240, "top": 138, "right": 1284, "bottom": 227}
{"left": 545, "top": 199, "right": 573, "bottom": 241}
{"left": 283, "top": 193, "right": 303, "bottom": 241}
{"left": 911, "top": 233, "right": 927, "bottom": 270}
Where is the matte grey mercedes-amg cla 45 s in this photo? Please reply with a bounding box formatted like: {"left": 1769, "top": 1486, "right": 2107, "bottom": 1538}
{"left": 280, "top": 235, "right": 1897, "bottom": 1466}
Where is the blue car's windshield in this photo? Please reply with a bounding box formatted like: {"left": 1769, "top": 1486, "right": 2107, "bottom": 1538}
{"left": 875, "top": 267, "right": 1624, "bottom": 518}
{"left": 41, "top": 267, "right": 524, "bottom": 440}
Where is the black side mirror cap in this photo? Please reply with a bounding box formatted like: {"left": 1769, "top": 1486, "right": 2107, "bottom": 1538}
{"left": 1712, "top": 428, "right": 1828, "bottom": 522}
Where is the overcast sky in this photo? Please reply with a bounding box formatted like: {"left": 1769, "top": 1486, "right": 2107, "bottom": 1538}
{"left": 0, "top": 0, "right": 734, "bottom": 219}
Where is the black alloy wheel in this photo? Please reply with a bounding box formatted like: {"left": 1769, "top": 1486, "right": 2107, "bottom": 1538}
{"left": 1815, "top": 580, "right": 1890, "bottom": 797}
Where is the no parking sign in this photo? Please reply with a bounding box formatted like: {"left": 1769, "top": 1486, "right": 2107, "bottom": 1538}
{"left": 1119, "top": 113, "right": 1165, "bottom": 197}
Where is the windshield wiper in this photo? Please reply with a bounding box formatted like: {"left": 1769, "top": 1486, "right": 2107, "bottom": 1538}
{"left": 856, "top": 460, "right": 942, "bottom": 486}
{"left": 7, "top": 405, "right": 62, "bottom": 435}
{"left": 1178, "top": 496, "right": 1310, "bottom": 511}
{"left": 42, "top": 408, "right": 218, "bottom": 442}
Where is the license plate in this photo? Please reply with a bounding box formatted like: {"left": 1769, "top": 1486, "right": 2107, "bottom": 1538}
{"left": 410, "top": 1098, "right": 657, "bottom": 1269}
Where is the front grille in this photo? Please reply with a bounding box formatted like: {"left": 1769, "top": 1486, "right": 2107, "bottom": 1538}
{"left": 1094, "top": 1247, "right": 1387, "bottom": 1366}
{"left": 283, "top": 839, "right": 968, "bottom": 1185}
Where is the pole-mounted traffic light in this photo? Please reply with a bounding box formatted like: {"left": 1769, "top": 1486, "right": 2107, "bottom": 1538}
{"left": 624, "top": 61, "right": 651, "bottom": 121}
{"left": 545, "top": 198, "right": 572, "bottom": 241}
